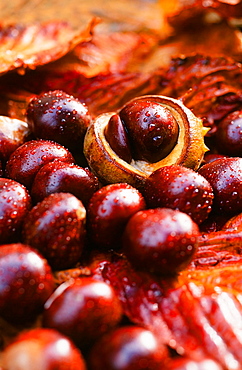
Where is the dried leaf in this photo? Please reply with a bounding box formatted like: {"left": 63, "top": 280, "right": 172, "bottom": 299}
{"left": 40, "top": 71, "right": 159, "bottom": 116}
{"left": 165, "top": 0, "right": 242, "bottom": 25}
{"left": 157, "top": 54, "right": 242, "bottom": 130}
{"left": 0, "top": 18, "right": 97, "bottom": 75}
{"left": 92, "top": 253, "right": 242, "bottom": 369}
{"left": 0, "top": 29, "right": 160, "bottom": 118}
{"left": 42, "top": 31, "right": 159, "bottom": 77}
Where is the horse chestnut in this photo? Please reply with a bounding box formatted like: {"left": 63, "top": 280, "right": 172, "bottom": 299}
{"left": 0, "top": 243, "right": 54, "bottom": 324}
{"left": 0, "top": 178, "right": 31, "bottom": 244}
{"left": 122, "top": 208, "right": 199, "bottom": 275}
{"left": 43, "top": 277, "right": 122, "bottom": 348}
{"left": 88, "top": 325, "right": 169, "bottom": 370}
{"left": 198, "top": 157, "right": 242, "bottom": 215}
{"left": 5, "top": 139, "right": 74, "bottom": 189}
{"left": 30, "top": 160, "right": 99, "bottom": 205}
{"left": 22, "top": 192, "right": 86, "bottom": 270}
{"left": 87, "top": 183, "right": 146, "bottom": 249}
{"left": 105, "top": 113, "right": 132, "bottom": 163}
{"left": 26, "top": 90, "right": 92, "bottom": 152}
{"left": 119, "top": 97, "right": 179, "bottom": 163}
{"left": 215, "top": 110, "right": 242, "bottom": 157}
{"left": 2, "top": 328, "right": 87, "bottom": 370}
{"left": 84, "top": 95, "right": 207, "bottom": 187}
{"left": 143, "top": 165, "right": 214, "bottom": 224}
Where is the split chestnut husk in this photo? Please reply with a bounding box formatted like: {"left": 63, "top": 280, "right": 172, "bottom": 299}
{"left": 83, "top": 95, "right": 208, "bottom": 188}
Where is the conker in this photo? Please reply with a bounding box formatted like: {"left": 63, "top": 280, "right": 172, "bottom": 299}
{"left": 198, "top": 157, "right": 242, "bottom": 215}
{"left": 143, "top": 165, "right": 214, "bottom": 224}
{"left": 87, "top": 183, "right": 146, "bottom": 249}
{"left": 26, "top": 90, "right": 92, "bottom": 152}
{"left": 88, "top": 325, "right": 169, "bottom": 370}
{"left": 5, "top": 139, "right": 74, "bottom": 189}
{"left": 122, "top": 208, "right": 199, "bottom": 275}
{"left": 119, "top": 97, "right": 179, "bottom": 162}
{"left": 43, "top": 277, "right": 122, "bottom": 348}
{"left": 215, "top": 110, "right": 242, "bottom": 157}
{"left": 2, "top": 328, "right": 87, "bottom": 370}
{"left": 0, "top": 178, "right": 31, "bottom": 244}
{"left": 22, "top": 192, "right": 86, "bottom": 270}
{"left": 0, "top": 243, "right": 54, "bottom": 324}
{"left": 30, "top": 160, "right": 99, "bottom": 205}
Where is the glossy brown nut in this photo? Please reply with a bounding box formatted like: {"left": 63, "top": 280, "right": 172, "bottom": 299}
{"left": 119, "top": 98, "right": 179, "bottom": 162}
{"left": 5, "top": 139, "right": 74, "bottom": 189}
{"left": 198, "top": 157, "right": 242, "bottom": 214}
{"left": 87, "top": 183, "right": 146, "bottom": 249}
{"left": 83, "top": 95, "right": 208, "bottom": 188}
{"left": 31, "top": 160, "right": 100, "bottom": 205}
{"left": 215, "top": 110, "right": 242, "bottom": 157}
{"left": 88, "top": 325, "right": 169, "bottom": 370}
{"left": 122, "top": 208, "right": 199, "bottom": 275}
{"left": 0, "top": 178, "right": 32, "bottom": 244}
{"left": 143, "top": 165, "right": 214, "bottom": 224}
{"left": 22, "top": 192, "right": 86, "bottom": 270}
{"left": 2, "top": 328, "right": 87, "bottom": 370}
{"left": 0, "top": 243, "right": 54, "bottom": 324}
{"left": 104, "top": 114, "right": 132, "bottom": 163}
{"left": 26, "top": 90, "right": 92, "bottom": 153}
{"left": 43, "top": 277, "right": 122, "bottom": 348}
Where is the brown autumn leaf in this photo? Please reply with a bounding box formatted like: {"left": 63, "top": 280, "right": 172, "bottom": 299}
{"left": 0, "top": 28, "right": 160, "bottom": 118}
{"left": 0, "top": 18, "right": 97, "bottom": 76}
{"left": 90, "top": 252, "right": 242, "bottom": 369}
{"left": 166, "top": 0, "right": 242, "bottom": 25}
{"left": 156, "top": 54, "right": 242, "bottom": 132}
{"left": 40, "top": 31, "right": 159, "bottom": 78}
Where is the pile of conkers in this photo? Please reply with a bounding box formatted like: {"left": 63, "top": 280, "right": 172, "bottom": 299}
{"left": 0, "top": 90, "right": 241, "bottom": 370}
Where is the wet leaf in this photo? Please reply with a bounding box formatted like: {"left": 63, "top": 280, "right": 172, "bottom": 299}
{"left": 91, "top": 252, "right": 242, "bottom": 369}
{"left": 0, "top": 18, "right": 97, "bottom": 75}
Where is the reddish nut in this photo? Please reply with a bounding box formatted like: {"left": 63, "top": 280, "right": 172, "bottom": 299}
{"left": 104, "top": 113, "right": 132, "bottom": 163}
{"left": 198, "top": 157, "right": 242, "bottom": 214}
{"left": 122, "top": 208, "right": 199, "bottom": 275}
{"left": 88, "top": 325, "right": 169, "bottom": 370}
{"left": 43, "top": 277, "right": 122, "bottom": 348}
{"left": 0, "top": 116, "right": 30, "bottom": 162}
{"left": 119, "top": 97, "right": 179, "bottom": 162}
{"left": 215, "top": 110, "right": 242, "bottom": 157}
{"left": 22, "top": 192, "right": 86, "bottom": 270}
{"left": 0, "top": 178, "right": 32, "bottom": 244}
{"left": 0, "top": 243, "right": 54, "bottom": 324}
{"left": 26, "top": 90, "right": 92, "bottom": 152}
{"left": 87, "top": 183, "right": 146, "bottom": 250}
{"left": 2, "top": 328, "right": 87, "bottom": 370}
{"left": 84, "top": 95, "right": 208, "bottom": 188}
{"left": 5, "top": 139, "right": 74, "bottom": 189}
{"left": 31, "top": 160, "right": 100, "bottom": 205}
{"left": 143, "top": 165, "right": 214, "bottom": 224}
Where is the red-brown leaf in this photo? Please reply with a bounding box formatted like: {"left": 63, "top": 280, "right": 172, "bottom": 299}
{"left": 166, "top": 0, "right": 242, "bottom": 27}
{"left": 0, "top": 19, "right": 97, "bottom": 76}
{"left": 91, "top": 254, "right": 242, "bottom": 369}
{"left": 158, "top": 54, "right": 242, "bottom": 130}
